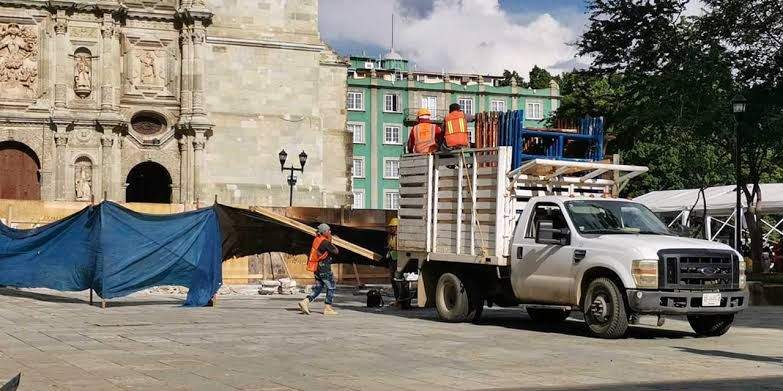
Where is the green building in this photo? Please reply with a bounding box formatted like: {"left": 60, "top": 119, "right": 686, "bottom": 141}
{"left": 347, "top": 51, "right": 562, "bottom": 210}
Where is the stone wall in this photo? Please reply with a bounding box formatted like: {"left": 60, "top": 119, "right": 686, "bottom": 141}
{"left": 202, "top": 0, "right": 350, "bottom": 208}
{"left": 0, "top": 0, "right": 350, "bottom": 208}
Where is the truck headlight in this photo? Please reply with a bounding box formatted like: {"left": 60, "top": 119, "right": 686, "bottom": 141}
{"left": 631, "top": 260, "right": 658, "bottom": 289}
{"left": 738, "top": 254, "right": 746, "bottom": 289}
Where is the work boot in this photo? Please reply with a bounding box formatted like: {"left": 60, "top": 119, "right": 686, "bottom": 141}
{"left": 323, "top": 304, "right": 338, "bottom": 315}
{"left": 298, "top": 298, "right": 311, "bottom": 315}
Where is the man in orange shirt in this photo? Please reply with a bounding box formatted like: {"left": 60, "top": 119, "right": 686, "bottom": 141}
{"left": 407, "top": 108, "right": 443, "bottom": 154}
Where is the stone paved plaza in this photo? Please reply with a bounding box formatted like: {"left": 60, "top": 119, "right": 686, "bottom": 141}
{"left": 0, "top": 288, "right": 781, "bottom": 391}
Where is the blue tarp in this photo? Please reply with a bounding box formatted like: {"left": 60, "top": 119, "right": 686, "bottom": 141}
{"left": 0, "top": 202, "right": 221, "bottom": 307}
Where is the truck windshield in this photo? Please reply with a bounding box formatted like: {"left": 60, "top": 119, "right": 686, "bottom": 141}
{"left": 564, "top": 200, "right": 671, "bottom": 235}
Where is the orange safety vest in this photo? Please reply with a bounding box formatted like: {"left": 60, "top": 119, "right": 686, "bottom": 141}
{"left": 307, "top": 236, "right": 329, "bottom": 272}
{"left": 412, "top": 123, "right": 438, "bottom": 154}
{"left": 444, "top": 111, "right": 469, "bottom": 148}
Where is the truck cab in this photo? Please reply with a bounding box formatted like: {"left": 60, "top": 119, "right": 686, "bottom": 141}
{"left": 511, "top": 196, "right": 747, "bottom": 338}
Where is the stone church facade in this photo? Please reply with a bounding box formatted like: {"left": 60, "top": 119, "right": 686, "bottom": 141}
{"left": 0, "top": 0, "right": 351, "bottom": 207}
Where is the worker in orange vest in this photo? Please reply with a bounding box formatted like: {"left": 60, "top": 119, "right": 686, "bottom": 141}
{"left": 406, "top": 108, "right": 442, "bottom": 154}
{"left": 299, "top": 223, "right": 339, "bottom": 315}
{"left": 443, "top": 103, "right": 472, "bottom": 150}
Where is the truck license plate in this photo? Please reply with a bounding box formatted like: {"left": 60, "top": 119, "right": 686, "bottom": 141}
{"left": 702, "top": 293, "right": 722, "bottom": 307}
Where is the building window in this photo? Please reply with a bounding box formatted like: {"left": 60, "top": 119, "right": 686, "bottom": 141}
{"left": 352, "top": 157, "right": 365, "bottom": 178}
{"left": 458, "top": 98, "right": 474, "bottom": 116}
{"left": 347, "top": 91, "right": 364, "bottom": 111}
{"left": 421, "top": 96, "right": 437, "bottom": 116}
{"left": 384, "top": 94, "right": 401, "bottom": 112}
{"left": 491, "top": 100, "right": 506, "bottom": 112}
{"left": 352, "top": 189, "right": 365, "bottom": 209}
{"left": 384, "top": 125, "right": 402, "bottom": 145}
{"left": 384, "top": 158, "right": 400, "bottom": 179}
{"left": 526, "top": 100, "right": 544, "bottom": 120}
{"left": 348, "top": 122, "right": 365, "bottom": 144}
{"left": 384, "top": 190, "right": 400, "bottom": 210}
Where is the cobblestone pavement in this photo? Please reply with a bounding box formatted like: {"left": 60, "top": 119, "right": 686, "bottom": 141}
{"left": 0, "top": 288, "right": 781, "bottom": 391}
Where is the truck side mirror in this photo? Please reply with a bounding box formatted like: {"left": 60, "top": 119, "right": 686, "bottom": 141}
{"left": 536, "top": 220, "right": 571, "bottom": 246}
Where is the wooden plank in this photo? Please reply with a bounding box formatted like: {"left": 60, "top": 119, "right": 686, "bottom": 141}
{"left": 399, "top": 187, "right": 428, "bottom": 195}
{"left": 400, "top": 166, "right": 429, "bottom": 176}
{"left": 399, "top": 208, "right": 425, "bottom": 218}
{"left": 400, "top": 174, "right": 428, "bottom": 185}
{"left": 400, "top": 197, "right": 425, "bottom": 207}
{"left": 400, "top": 157, "right": 430, "bottom": 168}
{"left": 438, "top": 178, "right": 497, "bottom": 188}
{"left": 250, "top": 207, "right": 383, "bottom": 262}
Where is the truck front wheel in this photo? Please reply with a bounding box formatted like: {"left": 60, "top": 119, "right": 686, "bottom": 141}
{"left": 687, "top": 314, "right": 734, "bottom": 337}
{"left": 435, "top": 273, "right": 482, "bottom": 323}
{"left": 583, "top": 278, "right": 628, "bottom": 339}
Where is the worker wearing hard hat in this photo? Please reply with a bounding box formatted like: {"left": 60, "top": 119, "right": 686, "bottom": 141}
{"left": 443, "top": 103, "right": 473, "bottom": 150}
{"left": 406, "top": 108, "right": 442, "bottom": 154}
{"left": 299, "top": 223, "right": 340, "bottom": 315}
{"left": 386, "top": 217, "right": 401, "bottom": 303}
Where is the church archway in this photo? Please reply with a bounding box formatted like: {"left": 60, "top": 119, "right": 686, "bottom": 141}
{"left": 125, "top": 161, "right": 172, "bottom": 204}
{"left": 0, "top": 141, "right": 41, "bottom": 200}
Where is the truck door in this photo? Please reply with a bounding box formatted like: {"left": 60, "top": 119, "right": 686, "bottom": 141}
{"left": 511, "top": 202, "right": 578, "bottom": 305}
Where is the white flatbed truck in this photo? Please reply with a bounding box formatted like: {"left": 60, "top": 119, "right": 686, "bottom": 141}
{"left": 396, "top": 147, "right": 748, "bottom": 338}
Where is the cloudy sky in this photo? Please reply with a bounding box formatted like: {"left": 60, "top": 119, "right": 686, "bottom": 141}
{"left": 319, "top": 0, "right": 707, "bottom": 77}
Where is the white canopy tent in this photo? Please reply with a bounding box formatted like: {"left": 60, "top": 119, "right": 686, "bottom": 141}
{"left": 634, "top": 184, "right": 783, "bottom": 245}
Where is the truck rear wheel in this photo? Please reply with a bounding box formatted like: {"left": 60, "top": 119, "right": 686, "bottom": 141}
{"left": 583, "top": 278, "right": 628, "bottom": 339}
{"left": 688, "top": 314, "right": 734, "bottom": 337}
{"left": 526, "top": 307, "right": 571, "bottom": 323}
{"left": 435, "top": 273, "right": 482, "bottom": 323}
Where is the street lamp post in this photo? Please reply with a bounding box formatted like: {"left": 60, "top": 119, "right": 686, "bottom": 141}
{"left": 732, "top": 94, "right": 747, "bottom": 252}
{"left": 278, "top": 149, "right": 308, "bottom": 207}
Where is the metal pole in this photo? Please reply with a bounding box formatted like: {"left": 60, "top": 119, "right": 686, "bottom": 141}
{"left": 735, "top": 121, "right": 742, "bottom": 251}
{"left": 288, "top": 169, "right": 294, "bottom": 207}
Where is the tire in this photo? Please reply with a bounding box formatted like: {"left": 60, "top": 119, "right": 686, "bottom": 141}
{"left": 527, "top": 307, "right": 571, "bottom": 323}
{"left": 688, "top": 314, "right": 734, "bottom": 337}
{"left": 435, "top": 273, "right": 483, "bottom": 323}
{"left": 399, "top": 282, "right": 412, "bottom": 310}
{"left": 582, "top": 277, "right": 628, "bottom": 339}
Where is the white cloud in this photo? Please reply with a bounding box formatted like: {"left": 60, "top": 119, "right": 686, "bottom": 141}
{"left": 319, "top": 0, "right": 585, "bottom": 76}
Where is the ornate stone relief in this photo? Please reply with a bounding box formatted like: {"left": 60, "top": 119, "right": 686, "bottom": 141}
{"left": 0, "top": 23, "right": 38, "bottom": 99}
{"left": 121, "top": 33, "right": 179, "bottom": 101}
{"left": 74, "top": 156, "right": 93, "bottom": 201}
{"left": 73, "top": 48, "right": 92, "bottom": 98}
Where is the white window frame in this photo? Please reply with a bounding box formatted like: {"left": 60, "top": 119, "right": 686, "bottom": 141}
{"left": 383, "top": 157, "right": 400, "bottom": 179}
{"left": 458, "top": 97, "right": 474, "bottom": 116}
{"left": 352, "top": 189, "right": 365, "bottom": 209}
{"left": 421, "top": 96, "right": 437, "bottom": 116}
{"left": 526, "top": 100, "right": 544, "bottom": 120}
{"left": 352, "top": 156, "right": 365, "bottom": 178}
{"left": 384, "top": 93, "right": 401, "bottom": 113}
{"left": 347, "top": 91, "right": 364, "bottom": 111}
{"left": 491, "top": 100, "right": 506, "bottom": 112}
{"left": 383, "top": 190, "right": 400, "bottom": 210}
{"left": 348, "top": 122, "right": 365, "bottom": 144}
{"left": 383, "top": 124, "right": 403, "bottom": 145}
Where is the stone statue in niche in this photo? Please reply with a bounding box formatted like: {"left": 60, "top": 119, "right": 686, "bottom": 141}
{"left": 73, "top": 49, "right": 92, "bottom": 97}
{"left": 139, "top": 50, "right": 157, "bottom": 85}
{"left": 0, "top": 23, "right": 39, "bottom": 98}
{"left": 74, "top": 158, "right": 93, "bottom": 201}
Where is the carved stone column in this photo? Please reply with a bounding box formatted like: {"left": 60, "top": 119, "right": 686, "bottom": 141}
{"left": 191, "top": 22, "right": 207, "bottom": 117}
{"left": 100, "top": 14, "right": 117, "bottom": 111}
{"left": 54, "top": 11, "right": 68, "bottom": 108}
{"left": 180, "top": 26, "right": 193, "bottom": 117}
{"left": 101, "top": 136, "right": 113, "bottom": 199}
{"left": 192, "top": 133, "right": 206, "bottom": 203}
{"left": 54, "top": 133, "right": 68, "bottom": 200}
{"left": 178, "top": 137, "right": 190, "bottom": 203}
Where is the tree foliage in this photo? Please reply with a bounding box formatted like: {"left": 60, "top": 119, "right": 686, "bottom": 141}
{"left": 528, "top": 65, "right": 554, "bottom": 89}
{"left": 563, "top": 0, "right": 783, "bottom": 268}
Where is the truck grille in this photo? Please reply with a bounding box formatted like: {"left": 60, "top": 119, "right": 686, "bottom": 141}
{"left": 658, "top": 250, "right": 739, "bottom": 290}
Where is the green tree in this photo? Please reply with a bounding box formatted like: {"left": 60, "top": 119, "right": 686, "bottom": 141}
{"left": 575, "top": 0, "right": 783, "bottom": 269}
{"left": 498, "top": 69, "right": 524, "bottom": 87}
{"left": 528, "top": 65, "right": 553, "bottom": 89}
